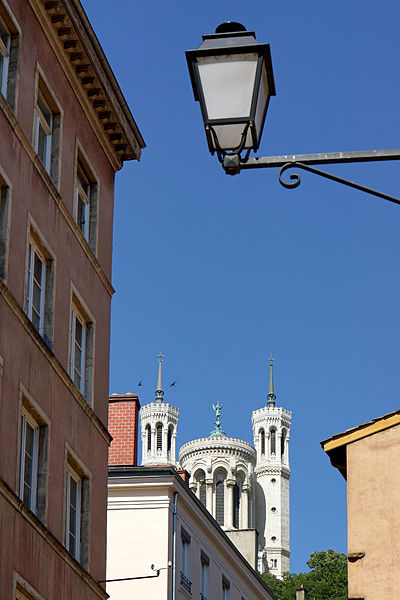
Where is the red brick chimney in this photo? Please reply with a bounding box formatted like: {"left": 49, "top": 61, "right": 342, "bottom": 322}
{"left": 108, "top": 394, "right": 141, "bottom": 466}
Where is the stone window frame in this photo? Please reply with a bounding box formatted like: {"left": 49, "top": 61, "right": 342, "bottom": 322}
{"left": 68, "top": 285, "right": 95, "bottom": 408}
{"left": 200, "top": 550, "right": 210, "bottom": 600}
{"left": 180, "top": 526, "right": 192, "bottom": 594}
{"left": 32, "top": 66, "right": 63, "bottom": 188}
{"left": 222, "top": 574, "right": 231, "bottom": 600}
{"left": 24, "top": 217, "right": 56, "bottom": 349}
{"left": 73, "top": 142, "right": 99, "bottom": 255}
{"left": 0, "top": 165, "right": 11, "bottom": 282}
{"left": 63, "top": 444, "right": 91, "bottom": 569}
{"left": 13, "top": 571, "right": 46, "bottom": 600}
{"left": 16, "top": 384, "right": 50, "bottom": 524}
{"left": 0, "top": 1, "right": 21, "bottom": 112}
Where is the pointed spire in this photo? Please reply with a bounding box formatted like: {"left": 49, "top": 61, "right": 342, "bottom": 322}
{"left": 267, "top": 355, "right": 276, "bottom": 407}
{"left": 155, "top": 353, "right": 164, "bottom": 402}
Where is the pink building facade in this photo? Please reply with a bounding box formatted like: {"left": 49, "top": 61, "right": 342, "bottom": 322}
{"left": 0, "top": 0, "right": 144, "bottom": 598}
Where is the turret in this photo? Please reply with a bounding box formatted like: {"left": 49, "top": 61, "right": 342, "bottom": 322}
{"left": 251, "top": 357, "right": 292, "bottom": 577}
{"left": 140, "top": 354, "right": 179, "bottom": 466}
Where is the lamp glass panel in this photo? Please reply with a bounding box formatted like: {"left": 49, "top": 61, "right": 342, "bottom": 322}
{"left": 254, "top": 61, "right": 270, "bottom": 146}
{"left": 197, "top": 53, "right": 258, "bottom": 120}
{"left": 210, "top": 123, "right": 253, "bottom": 151}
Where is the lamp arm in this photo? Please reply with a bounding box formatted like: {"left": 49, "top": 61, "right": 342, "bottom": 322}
{"left": 278, "top": 161, "right": 400, "bottom": 206}
{"left": 221, "top": 149, "right": 400, "bottom": 205}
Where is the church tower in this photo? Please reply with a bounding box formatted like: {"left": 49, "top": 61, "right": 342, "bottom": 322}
{"left": 140, "top": 354, "right": 179, "bottom": 466}
{"left": 251, "top": 358, "right": 292, "bottom": 577}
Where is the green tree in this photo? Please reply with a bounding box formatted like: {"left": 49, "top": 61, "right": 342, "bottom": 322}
{"left": 260, "top": 549, "right": 347, "bottom": 600}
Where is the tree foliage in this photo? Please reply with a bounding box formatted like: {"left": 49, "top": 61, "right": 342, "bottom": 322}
{"left": 260, "top": 549, "right": 348, "bottom": 600}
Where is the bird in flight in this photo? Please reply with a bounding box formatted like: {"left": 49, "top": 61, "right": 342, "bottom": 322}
{"left": 138, "top": 380, "right": 143, "bottom": 387}
{"left": 170, "top": 380, "right": 178, "bottom": 388}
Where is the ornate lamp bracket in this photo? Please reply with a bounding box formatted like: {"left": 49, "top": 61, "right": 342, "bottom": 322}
{"left": 222, "top": 149, "right": 400, "bottom": 205}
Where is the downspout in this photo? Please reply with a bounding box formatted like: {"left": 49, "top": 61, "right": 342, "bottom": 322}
{"left": 172, "top": 492, "right": 178, "bottom": 600}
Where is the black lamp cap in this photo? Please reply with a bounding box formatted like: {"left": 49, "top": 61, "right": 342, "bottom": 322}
{"left": 215, "top": 22, "right": 247, "bottom": 34}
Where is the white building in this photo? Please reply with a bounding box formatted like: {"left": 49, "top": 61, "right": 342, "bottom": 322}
{"left": 107, "top": 466, "right": 277, "bottom": 600}
{"left": 137, "top": 356, "right": 292, "bottom": 577}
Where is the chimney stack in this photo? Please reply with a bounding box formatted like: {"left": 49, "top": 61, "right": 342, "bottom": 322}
{"left": 108, "top": 394, "right": 141, "bottom": 466}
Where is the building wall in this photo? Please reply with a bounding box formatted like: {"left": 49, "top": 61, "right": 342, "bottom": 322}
{"left": 107, "top": 470, "right": 276, "bottom": 600}
{"left": 0, "top": 0, "right": 143, "bottom": 597}
{"left": 347, "top": 424, "right": 400, "bottom": 600}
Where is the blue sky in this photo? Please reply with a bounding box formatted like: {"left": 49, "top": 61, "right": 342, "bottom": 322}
{"left": 83, "top": 0, "right": 400, "bottom": 573}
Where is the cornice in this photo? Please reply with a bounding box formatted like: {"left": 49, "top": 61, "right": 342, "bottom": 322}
{"left": 0, "top": 478, "right": 108, "bottom": 599}
{"left": 252, "top": 405, "right": 292, "bottom": 421}
{"left": 0, "top": 281, "right": 111, "bottom": 445}
{"left": 255, "top": 465, "right": 291, "bottom": 479}
{"left": 179, "top": 436, "right": 256, "bottom": 465}
{"left": 28, "top": 0, "right": 145, "bottom": 170}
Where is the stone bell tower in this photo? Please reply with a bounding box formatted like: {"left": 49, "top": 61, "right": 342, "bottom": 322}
{"left": 140, "top": 354, "right": 179, "bottom": 466}
{"left": 251, "top": 357, "right": 292, "bottom": 577}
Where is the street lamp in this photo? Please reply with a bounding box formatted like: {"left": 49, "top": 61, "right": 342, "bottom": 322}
{"left": 186, "top": 23, "right": 400, "bottom": 205}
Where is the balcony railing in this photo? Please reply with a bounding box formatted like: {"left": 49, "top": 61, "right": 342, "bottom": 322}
{"left": 180, "top": 571, "right": 192, "bottom": 594}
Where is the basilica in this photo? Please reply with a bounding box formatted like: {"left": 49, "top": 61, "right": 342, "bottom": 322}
{"left": 139, "top": 356, "right": 292, "bottom": 577}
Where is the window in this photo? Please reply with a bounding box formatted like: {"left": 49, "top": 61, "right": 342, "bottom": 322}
{"left": 222, "top": 575, "right": 230, "bottom": 600}
{"left": 200, "top": 551, "right": 209, "bottom": 600}
{"left": 65, "top": 455, "right": 90, "bottom": 567}
{"left": 18, "top": 397, "right": 49, "bottom": 522}
{"left": 270, "top": 428, "right": 276, "bottom": 455}
{"left": 19, "top": 412, "right": 38, "bottom": 513}
{"left": 26, "top": 240, "right": 45, "bottom": 333}
{"left": 216, "top": 479, "right": 224, "bottom": 526}
{"left": 281, "top": 428, "right": 286, "bottom": 457}
{"left": 156, "top": 423, "right": 162, "bottom": 451}
{"left": 69, "top": 300, "right": 94, "bottom": 405}
{"left": 167, "top": 425, "right": 172, "bottom": 452}
{"left": 146, "top": 424, "right": 151, "bottom": 451}
{"left": 25, "top": 228, "right": 54, "bottom": 347}
{"left": 74, "top": 154, "right": 98, "bottom": 253}
{"left": 180, "top": 527, "right": 192, "bottom": 594}
{"left": 233, "top": 483, "right": 240, "bottom": 528}
{"left": 260, "top": 428, "right": 265, "bottom": 455}
{"left": 0, "top": 178, "right": 10, "bottom": 280}
{"left": 33, "top": 75, "right": 61, "bottom": 185}
{"left": 0, "top": 15, "right": 10, "bottom": 98}
{"left": 65, "top": 465, "right": 81, "bottom": 561}
{"left": 0, "top": 6, "right": 19, "bottom": 111}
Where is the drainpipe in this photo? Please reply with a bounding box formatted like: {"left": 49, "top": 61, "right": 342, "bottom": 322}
{"left": 172, "top": 492, "right": 178, "bottom": 600}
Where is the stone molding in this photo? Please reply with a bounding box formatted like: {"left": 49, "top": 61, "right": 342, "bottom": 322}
{"left": 255, "top": 465, "right": 291, "bottom": 479}
{"left": 0, "top": 478, "right": 107, "bottom": 599}
{"left": 27, "top": 0, "right": 145, "bottom": 169}
{"left": 179, "top": 436, "right": 256, "bottom": 466}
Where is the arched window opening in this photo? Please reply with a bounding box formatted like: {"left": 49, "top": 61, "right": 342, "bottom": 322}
{"left": 216, "top": 480, "right": 224, "bottom": 526}
{"left": 195, "top": 469, "right": 206, "bottom": 506}
{"left": 156, "top": 423, "right": 162, "bottom": 451}
{"left": 281, "top": 429, "right": 286, "bottom": 457}
{"left": 199, "top": 482, "right": 206, "bottom": 506}
{"left": 146, "top": 425, "right": 151, "bottom": 451}
{"left": 260, "top": 429, "right": 265, "bottom": 455}
{"left": 167, "top": 426, "right": 172, "bottom": 453}
{"left": 270, "top": 428, "right": 276, "bottom": 455}
{"left": 232, "top": 484, "right": 240, "bottom": 528}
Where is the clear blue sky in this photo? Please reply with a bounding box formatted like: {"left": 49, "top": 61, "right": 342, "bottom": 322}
{"left": 83, "top": 0, "right": 400, "bottom": 574}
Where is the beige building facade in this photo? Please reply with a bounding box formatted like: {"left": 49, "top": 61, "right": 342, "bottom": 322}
{"left": 107, "top": 466, "right": 277, "bottom": 600}
{"left": 322, "top": 409, "right": 400, "bottom": 600}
